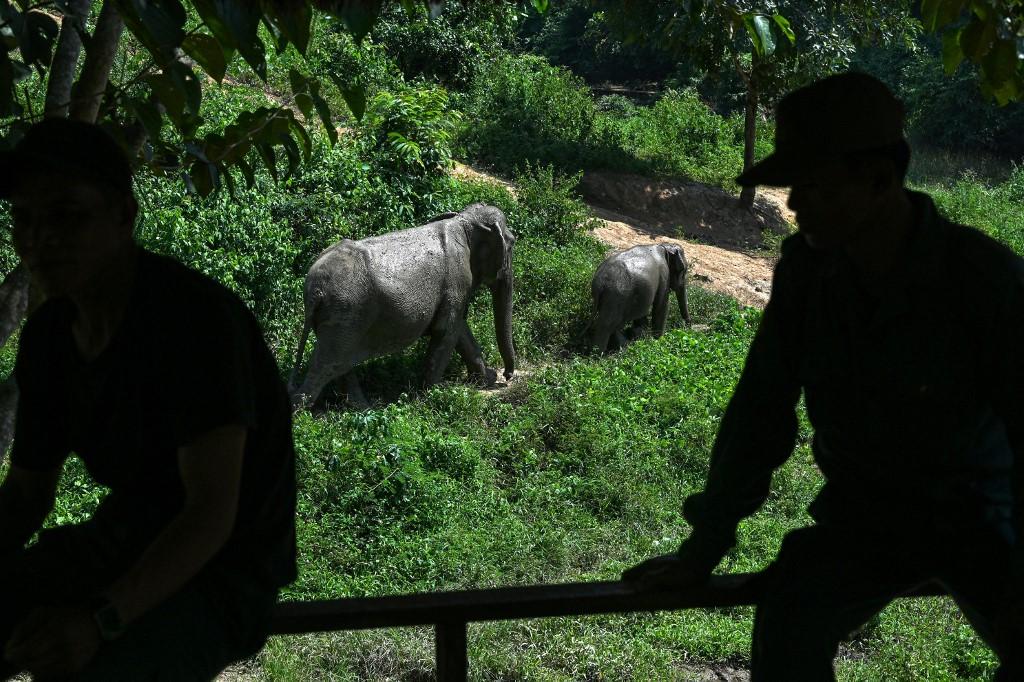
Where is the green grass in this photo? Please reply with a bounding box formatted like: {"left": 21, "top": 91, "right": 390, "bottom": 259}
{"left": 1, "top": 35, "right": 1020, "bottom": 680}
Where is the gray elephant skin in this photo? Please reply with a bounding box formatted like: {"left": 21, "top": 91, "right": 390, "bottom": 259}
{"left": 290, "top": 203, "right": 516, "bottom": 407}
{"left": 588, "top": 243, "right": 690, "bottom": 353}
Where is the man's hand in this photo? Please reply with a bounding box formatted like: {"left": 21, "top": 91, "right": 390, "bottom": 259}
{"left": 622, "top": 533, "right": 731, "bottom": 590}
{"left": 3, "top": 605, "right": 101, "bottom": 678}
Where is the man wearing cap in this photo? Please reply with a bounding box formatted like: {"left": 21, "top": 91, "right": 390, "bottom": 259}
{"left": 624, "top": 72, "right": 1023, "bottom": 679}
{"left": 0, "top": 118, "right": 296, "bottom": 680}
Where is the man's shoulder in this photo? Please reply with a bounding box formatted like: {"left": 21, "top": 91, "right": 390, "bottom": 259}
{"left": 775, "top": 233, "right": 818, "bottom": 281}
{"left": 138, "top": 250, "right": 254, "bottom": 323}
{"left": 779, "top": 233, "right": 811, "bottom": 259}
{"left": 942, "top": 220, "right": 1024, "bottom": 294}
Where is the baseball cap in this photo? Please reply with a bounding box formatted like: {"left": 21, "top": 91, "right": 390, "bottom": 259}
{"left": 0, "top": 118, "right": 134, "bottom": 199}
{"left": 736, "top": 72, "right": 906, "bottom": 187}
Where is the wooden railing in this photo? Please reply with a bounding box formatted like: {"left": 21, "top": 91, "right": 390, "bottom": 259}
{"left": 269, "top": 572, "right": 941, "bottom": 681}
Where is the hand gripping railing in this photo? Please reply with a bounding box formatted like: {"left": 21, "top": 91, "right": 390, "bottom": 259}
{"left": 268, "top": 572, "right": 941, "bottom": 681}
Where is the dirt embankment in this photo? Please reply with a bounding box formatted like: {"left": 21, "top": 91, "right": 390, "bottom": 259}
{"left": 453, "top": 163, "right": 794, "bottom": 309}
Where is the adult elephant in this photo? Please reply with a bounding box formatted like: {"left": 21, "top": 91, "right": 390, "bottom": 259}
{"left": 290, "top": 203, "right": 516, "bottom": 408}
{"left": 588, "top": 243, "right": 690, "bottom": 353}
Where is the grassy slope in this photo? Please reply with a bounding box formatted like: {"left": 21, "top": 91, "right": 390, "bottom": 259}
{"left": 0, "top": 46, "right": 1021, "bottom": 682}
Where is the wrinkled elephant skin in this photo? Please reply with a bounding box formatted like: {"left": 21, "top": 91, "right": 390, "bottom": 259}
{"left": 290, "top": 203, "right": 516, "bottom": 408}
{"left": 588, "top": 243, "right": 690, "bottom": 353}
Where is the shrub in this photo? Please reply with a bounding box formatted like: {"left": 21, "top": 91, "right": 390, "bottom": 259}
{"left": 369, "top": 4, "right": 519, "bottom": 91}
{"left": 133, "top": 174, "right": 303, "bottom": 353}
{"left": 592, "top": 89, "right": 746, "bottom": 187}
{"left": 460, "top": 54, "right": 596, "bottom": 172}
{"left": 357, "top": 85, "right": 462, "bottom": 223}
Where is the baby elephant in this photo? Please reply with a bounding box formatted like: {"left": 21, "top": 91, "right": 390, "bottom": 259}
{"left": 588, "top": 243, "right": 691, "bottom": 353}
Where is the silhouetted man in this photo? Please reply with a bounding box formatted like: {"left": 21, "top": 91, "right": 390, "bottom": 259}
{"left": 625, "top": 72, "right": 1023, "bottom": 680}
{"left": 0, "top": 119, "right": 296, "bottom": 680}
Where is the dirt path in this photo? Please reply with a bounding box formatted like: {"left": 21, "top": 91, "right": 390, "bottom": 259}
{"left": 453, "top": 163, "right": 793, "bottom": 309}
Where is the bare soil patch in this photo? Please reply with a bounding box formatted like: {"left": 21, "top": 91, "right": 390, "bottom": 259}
{"left": 579, "top": 171, "right": 790, "bottom": 250}
{"left": 452, "top": 163, "right": 794, "bottom": 309}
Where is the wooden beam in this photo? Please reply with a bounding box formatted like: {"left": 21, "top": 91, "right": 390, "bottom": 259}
{"left": 435, "top": 621, "right": 468, "bottom": 682}
{"left": 270, "top": 574, "right": 769, "bottom": 635}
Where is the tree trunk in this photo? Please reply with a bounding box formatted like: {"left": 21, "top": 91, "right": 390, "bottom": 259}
{"left": 69, "top": 0, "right": 124, "bottom": 123}
{"left": 739, "top": 82, "right": 758, "bottom": 210}
{"left": 0, "top": 265, "right": 30, "bottom": 463}
{"left": 44, "top": 0, "right": 91, "bottom": 119}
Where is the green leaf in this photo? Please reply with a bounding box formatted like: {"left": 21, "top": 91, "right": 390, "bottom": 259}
{"left": 743, "top": 14, "right": 776, "bottom": 58}
{"left": 187, "top": 158, "right": 218, "bottom": 197}
{"left": 338, "top": 0, "right": 383, "bottom": 44}
{"left": 290, "top": 117, "right": 312, "bottom": 161}
{"left": 921, "top": 0, "right": 942, "bottom": 30}
{"left": 771, "top": 14, "right": 795, "bottom": 45}
{"left": 130, "top": 98, "right": 163, "bottom": 140}
{"left": 0, "top": 51, "right": 22, "bottom": 118}
{"left": 182, "top": 33, "right": 227, "bottom": 82}
{"left": 145, "top": 71, "right": 185, "bottom": 126}
{"left": 922, "top": 0, "right": 966, "bottom": 31}
{"left": 280, "top": 131, "right": 301, "bottom": 177}
{"left": 961, "top": 15, "right": 997, "bottom": 62}
{"left": 328, "top": 75, "right": 365, "bottom": 121}
{"left": 255, "top": 142, "right": 277, "bottom": 182}
{"left": 531, "top": 0, "right": 549, "bottom": 13}
{"left": 990, "top": 74, "right": 1022, "bottom": 106}
{"left": 113, "top": 0, "right": 186, "bottom": 60}
{"left": 19, "top": 10, "right": 58, "bottom": 67}
{"left": 0, "top": 5, "right": 24, "bottom": 51}
{"left": 235, "top": 157, "right": 256, "bottom": 188}
{"left": 304, "top": 80, "right": 337, "bottom": 143}
{"left": 145, "top": 62, "right": 201, "bottom": 132}
{"left": 191, "top": 0, "right": 266, "bottom": 80}
{"left": 934, "top": 0, "right": 967, "bottom": 31}
{"left": 262, "top": 0, "right": 312, "bottom": 55}
{"left": 294, "top": 92, "right": 314, "bottom": 119}
{"left": 288, "top": 67, "right": 307, "bottom": 97}
{"left": 981, "top": 37, "right": 1018, "bottom": 90}
{"left": 399, "top": 0, "right": 419, "bottom": 17}
{"left": 942, "top": 27, "right": 964, "bottom": 74}
{"left": 221, "top": 159, "right": 237, "bottom": 198}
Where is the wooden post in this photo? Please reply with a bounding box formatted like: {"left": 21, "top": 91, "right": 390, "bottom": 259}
{"left": 435, "top": 620, "right": 468, "bottom": 681}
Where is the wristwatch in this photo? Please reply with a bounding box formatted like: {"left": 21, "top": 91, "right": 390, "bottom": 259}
{"left": 89, "top": 595, "right": 126, "bottom": 641}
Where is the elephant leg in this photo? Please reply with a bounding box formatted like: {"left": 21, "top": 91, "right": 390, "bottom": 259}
{"left": 651, "top": 292, "right": 670, "bottom": 337}
{"left": 455, "top": 320, "right": 497, "bottom": 386}
{"left": 291, "top": 329, "right": 368, "bottom": 409}
{"left": 625, "top": 317, "right": 648, "bottom": 342}
{"left": 421, "top": 304, "right": 463, "bottom": 388}
{"left": 589, "top": 322, "right": 613, "bottom": 355}
{"left": 341, "top": 372, "right": 369, "bottom": 410}
{"left": 611, "top": 329, "right": 629, "bottom": 350}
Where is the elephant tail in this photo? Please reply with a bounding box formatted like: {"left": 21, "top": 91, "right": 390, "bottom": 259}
{"left": 288, "top": 291, "right": 319, "bottom": 393}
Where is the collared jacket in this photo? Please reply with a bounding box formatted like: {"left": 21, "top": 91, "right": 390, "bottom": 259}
{"left": 683, "top": 191, "right": 1024, "bottom": 545}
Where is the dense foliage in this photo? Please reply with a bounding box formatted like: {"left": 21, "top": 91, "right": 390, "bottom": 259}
{"left": 0, "top": 2, "right": 1022, "bottom": 680}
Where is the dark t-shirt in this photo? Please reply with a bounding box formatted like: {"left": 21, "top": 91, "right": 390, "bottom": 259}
{"left": 683, "top": 190, "right": 1024, "bottom": 544}
{"left": 11, "top": 249, "right": 297, "bottom": 589}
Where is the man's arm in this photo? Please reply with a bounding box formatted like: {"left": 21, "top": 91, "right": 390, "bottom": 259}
{"left": 4, "top": 424, "right": 247, "bottom": 678}
{"left": 995, "top": 266, "right": 1024, "bottom": 553}
{"left": 625, "top": 250, "right": 805, "bottom": 586}
{"left": 104, "top": 423, "right": 246, "bottom": 625}
{"left": 0, "top": 464, "right": 61, "bottom": 554}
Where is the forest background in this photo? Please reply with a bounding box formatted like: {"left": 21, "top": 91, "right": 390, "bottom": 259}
{"left": 0, "top": 0, "right": 1023, "bottom": 679}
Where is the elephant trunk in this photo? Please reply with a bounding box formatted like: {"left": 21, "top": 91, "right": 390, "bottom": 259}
{"left": 677, "top": 285, "right": 691, "bottom": 325}
{"left": 492, "top": 273, "right": 516, "bottom": 379}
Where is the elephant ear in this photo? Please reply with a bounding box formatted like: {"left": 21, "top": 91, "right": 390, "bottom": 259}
{"left": 666, "top": 245, "right": 687, "bottom": 288}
